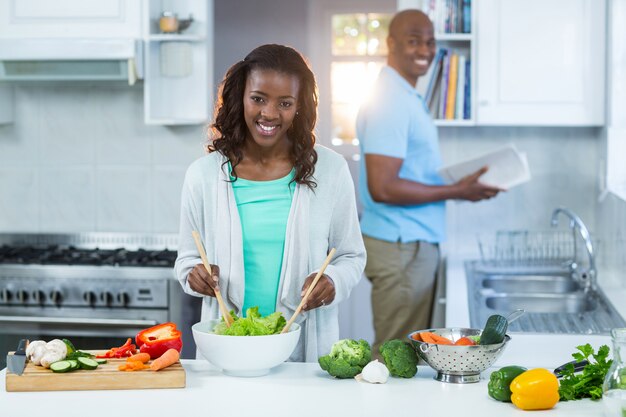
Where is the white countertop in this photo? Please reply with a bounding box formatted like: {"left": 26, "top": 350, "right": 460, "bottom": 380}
{"left": 2, "top": 257, "right": 622, "bottom": 416}
{"left": 0, "top": 361, "right": 608, "bottom": 417}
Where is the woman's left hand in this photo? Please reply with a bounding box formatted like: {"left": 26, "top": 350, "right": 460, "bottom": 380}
{"left": 300, "top": 273, "right": 335, "bottom": 311}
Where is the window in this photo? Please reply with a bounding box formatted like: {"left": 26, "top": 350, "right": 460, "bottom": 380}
{"left": 329, "top": 13, "right": 391, "bottom": 147}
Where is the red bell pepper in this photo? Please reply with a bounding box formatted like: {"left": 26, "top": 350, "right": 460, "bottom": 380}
{"left": 136, "top": 322, "right": 183, "bottom": 359}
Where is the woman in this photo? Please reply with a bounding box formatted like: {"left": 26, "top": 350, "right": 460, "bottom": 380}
{"left": 175, "top": 44, "right": 365, "bottom": 362}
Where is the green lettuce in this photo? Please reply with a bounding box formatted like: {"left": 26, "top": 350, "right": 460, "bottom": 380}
{"left": 213, "top": 307, "right": 286, "bottom": 336}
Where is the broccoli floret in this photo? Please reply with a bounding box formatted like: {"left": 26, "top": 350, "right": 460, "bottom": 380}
{"left": 379, "top": 339, "right": 419, "bottom": 378}
{"left": 318, "top": 339, "right": 371, "bottom": 379}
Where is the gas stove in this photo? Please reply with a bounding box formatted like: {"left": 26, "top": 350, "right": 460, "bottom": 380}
{"left": 0, "top": 232, "right": 200, "bottom": 366}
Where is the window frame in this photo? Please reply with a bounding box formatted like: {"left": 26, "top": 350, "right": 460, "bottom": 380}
{"left": 308, "top": 0, "right": 396, "bottom": 158}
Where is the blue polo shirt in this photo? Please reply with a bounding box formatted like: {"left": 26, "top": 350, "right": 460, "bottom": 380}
{"left": 356, "top": 66, "right": 446, "bottom": 244}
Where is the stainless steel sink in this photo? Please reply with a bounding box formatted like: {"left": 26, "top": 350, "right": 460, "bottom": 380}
{"left": 484, "top": 292, "right": 597, "bottom": 314}
{"left": 482, "top": 274, "right": 580, "bottom": 293}
{"left": 465, "top": 260, "right": 626, "bottom": 334}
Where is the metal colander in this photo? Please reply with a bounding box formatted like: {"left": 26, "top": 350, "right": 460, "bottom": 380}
{"left": 408, "top": 327, "right": 511, "bottom": 384}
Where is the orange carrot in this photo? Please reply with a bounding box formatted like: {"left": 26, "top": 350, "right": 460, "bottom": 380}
{"left": 454, "top": 337, "right": 476, "bottom": 346}
{"left": 127, "top": 352, "right": 151, "bottom": 363}
{"left": 150, "top": 348, "right": 180, "bottom": 371}
{"left": 420, "top": 331, "right": 453, "bottom": 345}
{"left": 411, "top": 333, "right": 423, "bottom": 342}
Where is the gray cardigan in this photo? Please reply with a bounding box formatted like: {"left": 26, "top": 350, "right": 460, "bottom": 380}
{"left": 174, "top": 145, "right": 366, "bottom": 362}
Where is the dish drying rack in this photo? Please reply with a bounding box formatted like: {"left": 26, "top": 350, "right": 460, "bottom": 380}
{"left": 477, "top": 230, "right": 578, "bottom": 267}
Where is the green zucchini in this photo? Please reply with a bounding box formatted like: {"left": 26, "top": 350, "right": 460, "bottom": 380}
{"left": 95, "top": 358, "right": 107, "bottom": 365}
{"left": 480, "top": 314, "right": 508, "bottom": 345}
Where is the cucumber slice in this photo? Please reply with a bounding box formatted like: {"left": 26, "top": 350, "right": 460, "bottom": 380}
{"left": 67, "top": 359, "right": 80, "bottom": 371}
{"left": 77, "top": 357, "right": 99, "bottom": 370}
{"left": 95, "top": 358, "right": 107, "bottom": 365}
{"left": 50, "top": 360, "right": 72, "bottom": 373}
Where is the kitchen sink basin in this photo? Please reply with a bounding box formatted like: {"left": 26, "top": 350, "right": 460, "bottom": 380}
{"left": 484, "top": 292, "right": 597, "bottom": 314}
{"left": 465, "top": 260, "right": 626, "bottom": 334}
{"left": 482, "top": 274, "right": 580, "bottom": 293}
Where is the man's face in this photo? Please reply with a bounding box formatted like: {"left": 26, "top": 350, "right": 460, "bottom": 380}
{"left": 388, "top": 16, "right": 436, "bottom": 86}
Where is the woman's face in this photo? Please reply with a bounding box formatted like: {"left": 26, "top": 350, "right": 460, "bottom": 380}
{"left": 243, "top": 68, "right": 300, "bottom": 151}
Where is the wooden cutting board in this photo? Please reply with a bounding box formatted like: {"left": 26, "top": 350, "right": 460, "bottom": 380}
{"left": 5, "top": 351, "right": 185, "bottom": 392}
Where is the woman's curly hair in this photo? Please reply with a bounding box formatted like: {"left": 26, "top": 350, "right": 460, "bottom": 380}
{"left": 209, "top": 44, "right": 318, "bottom": 189}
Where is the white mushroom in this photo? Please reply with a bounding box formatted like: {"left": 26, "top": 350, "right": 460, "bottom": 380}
{"left": 360, "top": 360, "right": 390, "bottom": 384}
{"left": 30, "top": 344, "right": 48, "bottom": 366}
{"left": 46, "top": 339, "right": 68, "bottom": 357}
{"left": 25, "top": 340, "right": 46, "bottom": 359}
{"left": 40, "top": 350, "right": 66, "bottom": 368}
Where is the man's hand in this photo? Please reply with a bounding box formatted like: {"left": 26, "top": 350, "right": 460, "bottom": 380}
{"left": 454, "top": 166, "right": 503, "bottom": 202}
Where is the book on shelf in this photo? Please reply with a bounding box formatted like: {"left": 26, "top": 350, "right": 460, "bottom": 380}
{"left": 438, "top": 52, "right": 450, "bottom": 119}
{"left": 445, "top": 52, "right": 459, "bottom": 119}
{"left": 455, "top": 54, "right": 466, "bottom": 119}
{"left": 418, "top": 0, "right": 471, "bottom": 34}
{"left": 424, "top": 48, "right": 446, "bottom": 105}
{"left": 462, "top": 0, "right": 471, "bottom": 33}
{"left": 463, "top": 58, "right": 471, "bottom": 119}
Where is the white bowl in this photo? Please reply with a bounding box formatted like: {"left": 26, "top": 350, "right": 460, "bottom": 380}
{"left": 191, "top": 319, "right": 301, "bottom": 377}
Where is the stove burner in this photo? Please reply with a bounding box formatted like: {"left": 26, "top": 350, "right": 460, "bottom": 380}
{"left": 0, "top": 245, "right": 177, "bottom": 267}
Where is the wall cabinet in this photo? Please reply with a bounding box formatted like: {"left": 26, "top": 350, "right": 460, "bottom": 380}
{"left": 476, "top": 0, "right": 605, "bottom": 126}
{"left": 142, "top": 0, "right": 212, "bottom": 125}
{"left": 0, "top": 0, "right": 141, "bottom": 38}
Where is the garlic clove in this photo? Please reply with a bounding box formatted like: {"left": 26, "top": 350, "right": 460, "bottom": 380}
{"left": 360, "top": 359, "right": 390, "bottom": 384}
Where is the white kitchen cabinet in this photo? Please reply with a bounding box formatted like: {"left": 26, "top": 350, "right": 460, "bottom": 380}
{"left": 0, "top": 0, "right": 141, "bottom": 39}
{"left": 142, "top": 0, "right": 212, "bottom": 125}
{"left": 476, "top": 0, "right": 605, "bottom": 126}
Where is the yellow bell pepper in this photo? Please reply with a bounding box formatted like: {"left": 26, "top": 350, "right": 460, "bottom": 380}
{"left": 510, "top": 368, "right": 560, "bottom": 410}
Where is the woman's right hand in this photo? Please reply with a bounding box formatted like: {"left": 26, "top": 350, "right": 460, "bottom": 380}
{"left": 188, "top": 263, "right": 221, "bottom": 297}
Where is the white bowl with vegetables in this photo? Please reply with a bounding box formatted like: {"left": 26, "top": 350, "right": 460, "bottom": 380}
{"left": 192, "top": 315, "right": 300, "bottom": 377}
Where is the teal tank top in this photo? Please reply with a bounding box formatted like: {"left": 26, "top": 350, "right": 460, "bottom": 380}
{"left": 231, "top": 166, "right": 296, "bottom": 317}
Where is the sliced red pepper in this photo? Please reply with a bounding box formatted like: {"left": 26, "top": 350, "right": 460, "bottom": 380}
{"left": 96, "top": 338, "right": 137, "bottom": 358}
{"left": 136, "top": 322, "right": 183, "bottom": 359}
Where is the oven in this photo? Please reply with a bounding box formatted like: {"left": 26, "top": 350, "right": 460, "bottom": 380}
{"left": 0, "top": 233, "right": 201, "bottom": 368}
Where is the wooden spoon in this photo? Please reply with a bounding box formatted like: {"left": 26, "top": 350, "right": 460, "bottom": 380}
{"left": 281, "top": 248, "right": 337, "bottom": 334}
{"left": 191, "top": 230, "right": 234, "bottom": 327}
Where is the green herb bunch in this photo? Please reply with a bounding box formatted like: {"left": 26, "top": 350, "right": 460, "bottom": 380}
{"left": 558, "top": 343, "right": 612, "bottom": 401}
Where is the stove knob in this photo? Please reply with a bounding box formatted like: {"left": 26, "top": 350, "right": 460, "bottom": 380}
{"left": 83, "top": 291, "right": 97, "bottom": 306}
{"left": 0, "top": 289, "right": 11, "bottom": 303}
{"left": 32, "top": 290, "right": 46, "bottom": 304}
{"left": 16, "top": 289, "right": 28, "bottom": 303}
{"left": 116, "top": 291, "right": 130, "bottom": 306}
{"left": 49, "top": 290, "right": 63, "bottom": 305}
{"left": 100, "top": 291, "right": 114, "bottom": 306}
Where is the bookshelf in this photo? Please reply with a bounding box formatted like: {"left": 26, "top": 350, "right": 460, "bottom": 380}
{"left": 399, "top": 0, "right": 475, "bottom": 126}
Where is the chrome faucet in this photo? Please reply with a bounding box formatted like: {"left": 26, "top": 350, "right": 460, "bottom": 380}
{"left": 551, "top": 207, "right": 596, "bottom": 291}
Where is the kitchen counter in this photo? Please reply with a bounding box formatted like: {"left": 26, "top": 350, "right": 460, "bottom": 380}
{"left": 0, "top": 359, "right": 609, "bottom": 417}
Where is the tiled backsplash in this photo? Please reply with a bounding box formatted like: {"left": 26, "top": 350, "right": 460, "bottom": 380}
{"left": 0, "top": 86, "right": 207, "bottom": 233}
{"left": 1, "top": 85, "right": 624, "bottom": 275}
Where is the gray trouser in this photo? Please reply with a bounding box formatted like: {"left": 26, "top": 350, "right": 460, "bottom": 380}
{"left": 363, "top": 235, "right": 440, "bottom": 357}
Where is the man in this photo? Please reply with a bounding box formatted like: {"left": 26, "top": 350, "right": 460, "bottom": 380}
{"left": 356, "top": 9, "right": 501, "bottom": 355}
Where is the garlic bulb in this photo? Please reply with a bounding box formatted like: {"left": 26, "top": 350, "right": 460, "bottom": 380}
{"left": 361, "top": 360, "right": 389, "bottom": 384}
